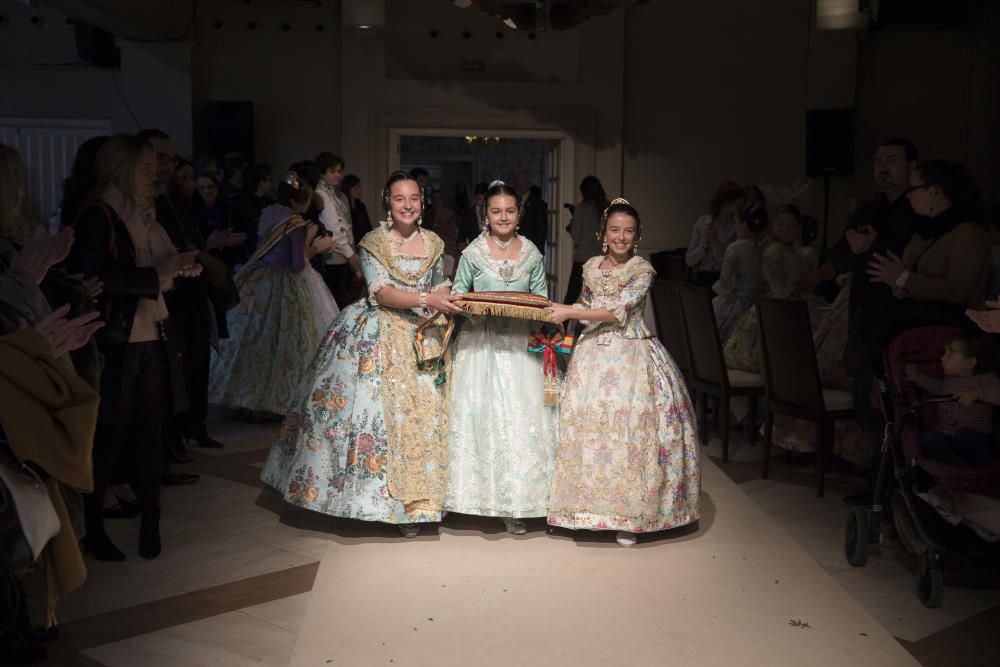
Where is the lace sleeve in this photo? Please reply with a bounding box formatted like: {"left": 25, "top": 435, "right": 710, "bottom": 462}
{"left": 609, "top": 268, "right": 655, "bottom": 327}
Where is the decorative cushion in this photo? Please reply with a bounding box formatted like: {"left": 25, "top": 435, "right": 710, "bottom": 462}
{"left": 453, "top": 291, "right": 553, "bottom": 322}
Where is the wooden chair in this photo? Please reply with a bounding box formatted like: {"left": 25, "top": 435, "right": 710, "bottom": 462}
{"left": 676, "top": 284, "right": 764, "bottom": 463}
{"left": 756, "top": 298, "right": 855, "bottom": 497}
{"left": 650, "top": 280, "right": 690, "bottom": 377}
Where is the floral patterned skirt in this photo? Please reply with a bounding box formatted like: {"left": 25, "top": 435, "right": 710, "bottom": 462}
{"left": 547, "top": 335, "right": 701, "bottom": 533}
{"left": 259, "top": 301, "right": 445, "bottom": 524}
{"left": 209, "top": 268, "right": 318, "bottom": 415}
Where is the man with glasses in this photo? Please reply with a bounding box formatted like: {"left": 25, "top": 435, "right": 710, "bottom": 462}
{"left": 811, "top": 138, "right": 919, "bottom": 506}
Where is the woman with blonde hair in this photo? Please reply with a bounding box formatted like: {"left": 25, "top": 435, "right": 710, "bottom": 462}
{"left": 69, "top": 134, "right": 200, "bottom": 561}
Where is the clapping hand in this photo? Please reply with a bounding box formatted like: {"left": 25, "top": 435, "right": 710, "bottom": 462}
{"left": 25, "top": 304, "right": 104, "bottom": 357}
{"left": 966, "top": 299, "right": 1000, "bottom": 334}
{"left": 867, "top": 251, "right": 905, "bottom": 286}
{"left": 10, "top": 227, "right": 74, "bottom": 284}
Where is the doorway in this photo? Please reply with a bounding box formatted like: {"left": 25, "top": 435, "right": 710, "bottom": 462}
{"left": 389, "top": 128, "right": 574, "bottom": 301}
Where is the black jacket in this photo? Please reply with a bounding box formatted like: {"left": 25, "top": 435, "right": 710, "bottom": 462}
{"left": 68, "top": 201, "right": 189, "bottom": 417}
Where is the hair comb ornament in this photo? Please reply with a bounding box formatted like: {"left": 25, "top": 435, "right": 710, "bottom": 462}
{"left": 285, "top": 172, "right": 301, "bottom": 190}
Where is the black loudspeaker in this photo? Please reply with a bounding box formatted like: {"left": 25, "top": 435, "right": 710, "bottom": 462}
{"left": 805, "top": 109, "right": 855, "bottom": 178}
{"left": 194, "top": 101, "right": 255, "bottom": 163}
{"left": 75, "top": 22, "right": 120, "bottom": 68}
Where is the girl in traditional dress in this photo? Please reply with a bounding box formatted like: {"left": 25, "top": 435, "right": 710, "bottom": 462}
{"left": 444, "top": 180, "right": 557, "bottom": 535}
{"left": 261, "top": 171, "right": 463, "bottom": 537}
{"left": 711, "top": 205, "right": 767, "bottom": 345}
{"left": 724, "top": 205, "right": 816, "bottom": 371}
{"left": 209, "top": 174, "right": 336, "bottom": 417}
{"left": 547, "top": 198, "right": 700, "bottom": 547}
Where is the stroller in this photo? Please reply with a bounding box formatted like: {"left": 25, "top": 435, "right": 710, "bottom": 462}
{"left": 844, "top": 326, "right": 1000, "bottom": 608}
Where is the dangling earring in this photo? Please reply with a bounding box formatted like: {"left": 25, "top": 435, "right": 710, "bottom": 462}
{"left": 633, "top": 241, "right": 639, "bottom": 255}
{"left": 417, "top": 214, "right": 424, "bottom": 227}
{"left": 602, "top": 241, "right": 608, "bottom": 254}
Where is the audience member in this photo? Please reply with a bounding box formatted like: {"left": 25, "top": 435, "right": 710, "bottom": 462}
{"left": 711, "top": 204, "right": 766, "bottom": 344}
{"left": 315, "top": 152, "right": 360, "bottom": 306}
{"left": 685, "top": 181, "right": 745, "bottom": 287}
{"left": 564, "top": 175, "right": 608, "bottom": 304}
{"left": 428, "top": 189, "right": 459, "bottom": 277}
{"left": 69, "top": 134, "right": 201, "bottom": 562}
{"left": 341, "top": 174, "right": 373, "bottom": 241}
{"left": 458, "top": 182, "right": 487, "bottom": 248}
{"left": 515, "top": 169, "right": 548, "bottom": 255}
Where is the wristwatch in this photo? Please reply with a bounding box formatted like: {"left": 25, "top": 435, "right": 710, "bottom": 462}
{"left": 895, "top": 270, "right": 910, "bottom": 289}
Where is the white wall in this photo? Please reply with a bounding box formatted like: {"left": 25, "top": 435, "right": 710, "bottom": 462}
{"left": 0, "top": 0, "right": 113, "bottom": 121}
{"left": 190, "top": 0, "right": 342, "bottom": 174}
{"left": 621, "top": 0, "right": 857, "bottom": 254}
{"left": 341, "top": 1, "right": 625, "bottom": 217}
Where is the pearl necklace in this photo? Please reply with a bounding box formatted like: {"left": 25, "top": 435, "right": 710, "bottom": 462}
{"left": 490, "top": 234, "right": 516, "bottom": 253}
{"left": 388, "top": 224, "right": 419, "bottom": 247}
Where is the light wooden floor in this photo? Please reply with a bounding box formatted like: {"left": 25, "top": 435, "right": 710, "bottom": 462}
{"left": 41, "top": 409, "right": 1000, "bottom": 666}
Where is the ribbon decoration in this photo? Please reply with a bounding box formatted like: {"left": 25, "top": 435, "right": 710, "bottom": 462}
{"left": 527, "top": 330, "right": 573, "bottom": 406}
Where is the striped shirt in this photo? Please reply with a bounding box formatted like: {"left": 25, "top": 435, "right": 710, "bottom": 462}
{"left": 910, "top": 372, "right": 1000, "bottom": 434}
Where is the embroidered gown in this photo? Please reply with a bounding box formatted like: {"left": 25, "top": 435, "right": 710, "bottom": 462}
{"left": 548, "top": 256, "right": 701, "bottom": 533}
{"left": 260, "top": 225, "right": 452, "bottom": 524}
{"left": 209, "top": 205, "right": 326, "bottom": 415}
{"left": 444, "top": 235, "right": 557, "bottom": 518}
{"left": 711, "top": 238, "right": 763, "bottom": 345}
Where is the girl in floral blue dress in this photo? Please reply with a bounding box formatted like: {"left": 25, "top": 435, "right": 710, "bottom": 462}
{"left": 546, "top": 199, "right": 701, "bottom": 547}
{"left": 261, "top": 172, "right": 463, "bottom": 537}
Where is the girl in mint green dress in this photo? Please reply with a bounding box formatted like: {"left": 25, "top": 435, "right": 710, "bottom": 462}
{"left": 444, "top": 181, "right": 558, "bottom": 534}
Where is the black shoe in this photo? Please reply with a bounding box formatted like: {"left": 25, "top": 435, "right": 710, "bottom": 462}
{"left": 102, "top": 499, "right": 142, "bottom": 519}
{"left": 842, "top": 492, "right": 873, "bottom": 507}
{"left": 139, "top": 510, "right": 162, "bottom": 560}
{"left": 162, "top": 471, "right": 200, "bottom": 486}
{"left": 81, "top": 532, "right": 126, "bottom": 561}
{"left": 193, "top": 436, "right": 224, "bottom": 449}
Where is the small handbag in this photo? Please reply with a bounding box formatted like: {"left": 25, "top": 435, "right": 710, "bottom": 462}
{"left": 0, "top": 440, "right": 60, "bottom": 571}
{"left": 413, "top": 313, "right": 456, "bottom": 385}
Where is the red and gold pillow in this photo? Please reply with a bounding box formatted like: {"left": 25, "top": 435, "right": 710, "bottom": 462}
{"left": 453, "top": 291, "right": 553, "bottom": 322}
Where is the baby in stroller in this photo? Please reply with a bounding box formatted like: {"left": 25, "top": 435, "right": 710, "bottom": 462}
{"left": 904, "top": 331, "right": 1000, "bottom": 468}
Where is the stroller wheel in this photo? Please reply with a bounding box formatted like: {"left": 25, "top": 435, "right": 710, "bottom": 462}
{"left": 916, "top": 552, "right": 944, "bottom": 608}
{"left": 845, "top": 508, "right": 869, "bottom": 567}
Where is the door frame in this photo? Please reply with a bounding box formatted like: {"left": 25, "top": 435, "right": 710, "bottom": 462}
{"left": 370, "top": 106, "right": 596, "bottom": 302}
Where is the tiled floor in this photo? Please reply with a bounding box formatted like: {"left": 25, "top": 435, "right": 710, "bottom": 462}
{"left": 41, "top": 409, "right": 1000, "bottom": 666}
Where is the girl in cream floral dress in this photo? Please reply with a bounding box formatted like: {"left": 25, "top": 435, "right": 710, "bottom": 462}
{"left": 547, "top": 199, "right": 700, "bottom": 547}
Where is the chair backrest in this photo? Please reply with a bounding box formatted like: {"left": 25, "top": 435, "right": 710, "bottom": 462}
{"left": 649, "top": 250, "right": 689, "bottom": 282}
{"left": 676, "top": 284, "right": 728, "bottom": 389}
{"left": 651, "top": 280, "right": 690, "bottom": 374}
{"left": 756, "top": 298, "right": 824, "bottom": 415}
